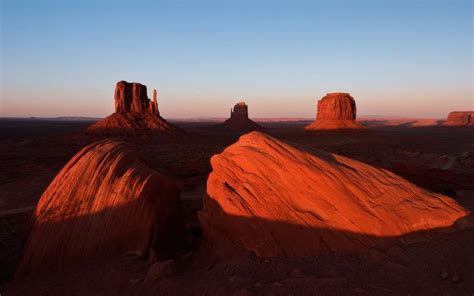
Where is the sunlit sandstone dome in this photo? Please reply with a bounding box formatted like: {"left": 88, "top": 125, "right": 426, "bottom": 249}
{"left": 305, "top": 92, "right": 364, "bottom": 130}
{"left": 199, "top": 132, "right": 468, "bottom": 257}
{"left": 87, "top": 80, "right": 178, "bottom": 133}
{"left": 444, "top": 111, "right": 474, "bottom": 126}
{"left": 16, "top": 139, "right": 184, "bottom": 275}
{"left": 222, "top": 101, "right": 262, "bottom": 132}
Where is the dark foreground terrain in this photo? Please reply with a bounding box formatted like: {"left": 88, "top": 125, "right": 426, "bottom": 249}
{"left": 1, "top": 118, "right": 473, "bottom": 295}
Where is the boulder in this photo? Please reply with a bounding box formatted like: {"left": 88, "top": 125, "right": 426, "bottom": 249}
{"left": 16, "top": 139, "right": 184, "bottom": 275}
{"left": 88, "top": 81, "right": 178, "bottom": 133}
{"left": 305, "top": 93, "right": 363, "bottom": 130}
{"left": 444, "top": 111, "right": 474, "bottom": 126}
{"left": 223, "top": 102, "right": 262, "bottom": 132}
{"left": 198, "top": 132, "right": 468, "bottom": 257}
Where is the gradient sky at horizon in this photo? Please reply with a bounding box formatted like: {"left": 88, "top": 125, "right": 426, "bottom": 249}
{"left": 1, "top": 0, "right": 473, "bottom": 118}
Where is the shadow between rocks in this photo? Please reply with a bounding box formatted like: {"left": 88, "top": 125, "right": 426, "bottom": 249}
{"left": 9, "top": 197, "right": 185, "bottom": 280}
{"left": 199, "top": 197, "right": 473, "bottom": 258}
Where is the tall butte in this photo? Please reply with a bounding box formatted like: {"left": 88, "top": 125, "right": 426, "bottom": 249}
{"left": 222, "top": 101, "right": 262, "bottom": 132}
{"left": 88, "top": 81, "right": 178, "bottom": 133}
{"left": 444, "top": 111, "right": 474, "bottom": 126}
{"left": 305, "top": 92, "right": 363, "bottom": 130}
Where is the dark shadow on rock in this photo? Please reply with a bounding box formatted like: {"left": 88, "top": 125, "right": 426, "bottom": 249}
{"left": 199, "top": 197, "right": 473, "bottom": 258}
{"left": 13, "top": 197, "right": 186, "bottom": 279}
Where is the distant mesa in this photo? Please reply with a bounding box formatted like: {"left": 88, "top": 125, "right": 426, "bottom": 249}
{"left": 198, "top": 131, "right": 468, "bottom": 257}
{"left": 305, "top": 92, "right": 364, "bottom": 130}
{"left": 444, "top": 111, "right": 474, "bottom": 126}
{"left": 222, "top": 101, "right": 262, "bottom": 132}
{"left": 16, "top": 139, "right": 184, "bottom": 275}
{"left": 87, "top": 80, "right": 179, "bottom": 133}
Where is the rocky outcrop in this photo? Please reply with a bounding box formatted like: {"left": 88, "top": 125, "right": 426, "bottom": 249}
{"left": 230, "top": 102, "right": 249, "bottom": 119}
{"left": 444, "top": 111, "right": 474, "bottom": 126}
{"left": 88, "top": 81, "right": 178, "bottom": 133}
{"left": 222, "top": 102, "right": 261, "bottom": 132}
{"left": 16, "top": 140, "right": 184, "bottom": 275}
{"left": 199, "top": 132, "right": 468, "bottom": 257}
{"left": 305, "top": 93, "right": 363, "bottom": 130}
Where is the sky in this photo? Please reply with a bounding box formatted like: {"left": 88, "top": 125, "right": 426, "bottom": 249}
{"left": 1, "top": 0, "right": 473, "bottom": 118}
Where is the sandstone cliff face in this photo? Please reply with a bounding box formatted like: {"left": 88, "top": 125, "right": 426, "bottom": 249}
{"left": 17, "top": 140, "right": 184, "bottom": 275}
{"left": 305, "top": 93, "right": 363, "bottom": 130}
{"left": 223, "top": 102, "right": 261, "bottom": 132}
{"left": 445, "top": 111, "right": 474, "bottom": 126}
{"left": 199, "top": 132, "right": 468, "bottom": 257}
{"left": 88, "top": 81, "right": 177, "bottom": 133}
{"left": 114, "top": 81, "right": 159, "bottom": 115}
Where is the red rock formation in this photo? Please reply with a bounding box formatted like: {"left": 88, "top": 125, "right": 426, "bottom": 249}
{"left": 199, "top": 132, "right": 468, "bottom": 257}
{"left": 231, "top": 102, "right": 249, "bottom": 119}
{"left": 114, "top": 81, "right": 147, "bottom": 113}
{"left": 88, "top": 81, "right": 177, "bottom": 133}
{"left": 305, "top": 92, "right": 363, "bottom": 130}
{"left": 444, "top": 111, "right": 474, "bottom": 126}
{"left": 152, "top": 89, "right": 159, "bottom": 115}
{"left": 222, "top": 101, "right": 262, "bottom": 132}
{"left": 16, "top": 139, "right": 184, "bottom": 275}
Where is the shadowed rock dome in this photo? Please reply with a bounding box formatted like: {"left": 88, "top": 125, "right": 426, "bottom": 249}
{"left": 16, "top": 139, "right": 184, "bottom": 275}
{"left": 199, "top": 132, "right": 468, "bottom": 257}
{"left": 87, "top": 81, "right": 179, "bottom": 133}
{"left": 305, "top": 92, "right": 363, "bottom": 130}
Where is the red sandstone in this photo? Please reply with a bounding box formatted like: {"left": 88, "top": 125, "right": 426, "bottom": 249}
{"left": 199, "top": 132, "right": 468, "bottom": 257}
{"left": 444, "top": 111, "right": 474, "bottom": 126}
{"left": 305, "top": 92, "right": 363, "bottom": 130}
{"left": 88, "top": 81, "right": 177, "bottom": 133}
{"left": 16, "top": 139, "right": 184, "bottom": 275}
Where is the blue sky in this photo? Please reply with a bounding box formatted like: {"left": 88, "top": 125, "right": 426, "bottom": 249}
{"left": 1, "top": 0, "right": 472, "bottom": 118}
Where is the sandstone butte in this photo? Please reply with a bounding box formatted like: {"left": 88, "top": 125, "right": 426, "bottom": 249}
{"left": 305, "top": 92, "right": 364, "bottom": 130}
{"left": 222, "top": 101, "right": 262, "bottom": 132}
{"left": 198, "top": 132, "right": 469, "bottom": 257}
{"left": 87, "top": 81, "right": 178, "bottom": 133}
{"left": 16, "top": 139, "right": 184, "bottom": 275}
{"left": 444, "top": 111, "right": 474, "bottom": 126}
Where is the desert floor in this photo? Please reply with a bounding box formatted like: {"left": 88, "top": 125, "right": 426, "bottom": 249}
{"left": 1, "top": 118, "right": 473, "bottom": 295}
